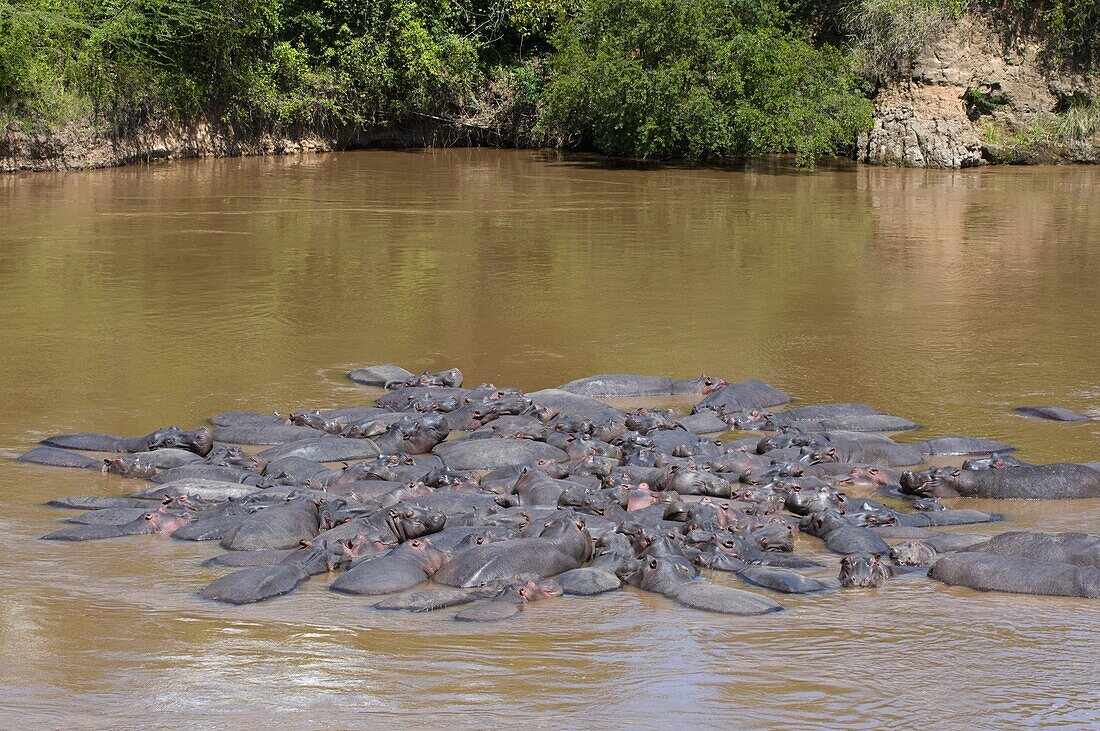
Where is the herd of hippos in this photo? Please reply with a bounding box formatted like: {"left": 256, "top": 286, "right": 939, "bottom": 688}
{"left": 18, "top": 366, "right": 1100, "bottom": 619}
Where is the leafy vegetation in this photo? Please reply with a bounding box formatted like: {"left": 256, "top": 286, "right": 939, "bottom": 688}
{"left": 0, "top": 0, "right": 1096, "bottom": 163}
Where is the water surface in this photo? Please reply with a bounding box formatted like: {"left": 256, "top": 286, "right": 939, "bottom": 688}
{"left": 0, "top": 151, "right": 1098, "bottom": 728}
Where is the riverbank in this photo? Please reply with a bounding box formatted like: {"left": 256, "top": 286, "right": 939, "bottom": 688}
{"left": 859, "top": 10, "right": 1100, "bottom": 167}
{"left": 3, "top": 3, "right": 1098, "bottom": 173}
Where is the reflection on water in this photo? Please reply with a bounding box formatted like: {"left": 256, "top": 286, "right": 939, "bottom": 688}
{"left": 0, "top": 151, "right": 1098, "bottom": 728}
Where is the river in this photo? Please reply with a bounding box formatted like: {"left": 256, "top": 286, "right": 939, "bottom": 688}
{"left": 0, "top": 150, "right": 1097, "bottom": 728}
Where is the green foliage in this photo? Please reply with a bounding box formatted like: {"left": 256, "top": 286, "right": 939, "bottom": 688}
{"left": 963, "top": 86, "right": 1009, "bottom": 119}
{"left": 842, "top": 0, "right": 967, "bottom": 81}
{"left": 995, "top": 0, "right": 1100, "bottom": 68}
{"left": 539, "top": 0, "right": 871, "bottom": 163}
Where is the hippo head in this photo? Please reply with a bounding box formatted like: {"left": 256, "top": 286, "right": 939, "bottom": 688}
{"left": 400, "top": 538, "right": 447, "bottom": 575}
{"left": 899, "top": 467, "right": 959, "bottom": 497}
{"left": 838, "top": 466, "right": 891, "bottom": 489}
{"left": 850, "top": 504, "right": 898, "bottom": 527}
{"left": 722, "top": 408, "right": 770, "bottom": 430}
{"left": 625, "top": 483, "right": 659, "bottom": 512}
{"left": 756, "top": 427, "right": 824, "bottom": 455}
{"left": 207, "top": 445, "right": 258, "bottom": 470}
{"left": 800, "top": 508, "right": 848, "bottom": 538}
{"left": 501, "top": 576, "right": 564, "bottom": 603}
{"left": 696, "top": 375, "right": 728, "bottom": 395}
{"left": 342, "top": 419, "right": 390, "bottom": 439}
{"left": 912, "top": 497, "right": 945, "bottom": 512}
{"left": 143, "top": 509, "right": 191, "bottom": 535}
{"left": 838, "top": 553, "right": 890, "bottom": 588}
{"left": 145, "top": 426, "right": 214, "bottom": 457}
{"left": 633, "top": 556, "right": 696, "bottom": 594}
{"left": 386, "top": 503, "right": 446, "bottom": 542}
{"left": 751, "top": 522, "right": 795, "bottom": 552}
{"left": 960, "top": 452, "right": 1023, "bottom": 471}
{"left": 784, "top": 485, "right": 844, "bottom": 516}
{"left": 103, "top": 455, "right": 159, "bottom": 479}
{"left": 807, "top": 447, "right": 839, "bottom": 465}
{"left": 889, "top": 541, "right": 937, "bottom": 567}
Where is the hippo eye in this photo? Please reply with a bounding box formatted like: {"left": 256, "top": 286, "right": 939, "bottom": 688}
{"left": 869, "top": 468, "right": 880, "bottom": 475}
{"left": 143, "top": 513, "right": 155, "bottom": 521}
{"left": 648, "top": 559, "right": 658, "bottom": 569}
{"left": 411, "top": 540, "right": 421, "bottom": 547}
{"left": 164, "top": 438, "right": 176, "bottom": 447}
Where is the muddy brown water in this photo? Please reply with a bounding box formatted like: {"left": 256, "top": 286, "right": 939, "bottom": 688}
{"left": 1, "top": 151, "right": 1098, "bottom": 728}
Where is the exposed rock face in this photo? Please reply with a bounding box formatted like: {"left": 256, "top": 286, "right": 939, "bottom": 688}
{"left": 858, "top": 13, "right": 1100, "bottom": 168}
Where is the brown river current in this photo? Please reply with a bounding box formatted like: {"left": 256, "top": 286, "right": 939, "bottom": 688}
{"left": 0, "top": 150, "right": 1098, "bottom": 728}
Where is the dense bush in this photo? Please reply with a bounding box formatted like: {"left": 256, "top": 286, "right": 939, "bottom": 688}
{"left": 539, "top": 0, "right": 872, "bottom": 162}
{"left": 1, "top": 0, "right": 1093, "bottom": 162}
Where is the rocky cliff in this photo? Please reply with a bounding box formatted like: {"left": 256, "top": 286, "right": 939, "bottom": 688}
{"left": 859, "top": 11, "right": 1100, "bottom": 167}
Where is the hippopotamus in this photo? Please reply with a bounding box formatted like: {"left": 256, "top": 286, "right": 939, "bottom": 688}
{"left": 675, "top": 412, "right": 729, "bottom": 435}
{"left": 632, "top": 556, "right": 782, "bottom": 615}
{"left": 63, "top": 507, "right": 153, "bottom": 525}
{"left": 1013, "top": 406, "right": 1091, "bottom": 423}
{"left": 916, "top": 436, "right": 1016, "bottom": 456}
{"left": 453, "top": 577, "right": 563, "bottom": 622}
{"left": 104, "top": 448, "right": 204, "bottom": 477}
{"left": 813, "top": 436, "right": 925, "bottom": 468}
{"left": 220, "top": 497, "right": 320, "bottom": 550}
{"left": 383, "top": 502, "right": 446, "bottom": 541}
{"left": 152, "top": 464, "right": 262, "bottom": 485}
{"left": 527, "top": 389, "right": 627, "bottom": 429}
{"left": 960, "top": 453, "right": 1025, "bottom": 470}
{"left": 557, "top": 374, "right": 726, "bottom": 398}
{"left": 393, "top": 368, "right": 464, "bottom": 389}
{"left": 655, "top": 464, "right": 733, "bottom": 498}
{"left": 254, "top": 437, "right": 380, "bottom": 466}
{"left": 889, "top": 534, "right": 989, "bottom": 566}
{"left": 433, "top": 438, "right": 567, "bottom": 471}
{"left": 18, "top": 446, "right": 105, "bottom": 470}
{"left": 930, "top": 552, "right": 1100, "bottom": 598}
{"left": 199, "top": 564, "right": 311, "bottom": 604}
{"left": 434, "top": 518, "right": 592, "bottom": 587}
{"left": 40, "top": 426, "right": 214, "bottom": 455}
{"left": 692, "top": 380, "right": 790, "bottom": 415}
{"left": 736, "top": 566, "right": 827, "bottom": 594}
{"left": 41, "top": 508, "right": 190, "bottom": 540}
{"left": 372, "top": 413, "right": 451, "bottom": 455}
{"left": 199, "top": 539, "right": 355, "bottom": 605}
{"left": 213, "top": 423, "right": 319, "bottom": 445}
{"left": 800, "top": 510, "right": 890, "bottom": 555}
{"left": 784, "top": 485, "right": 845, "bottom": 516}
{"left": 283, "top": 409, "right": 346, "bottom": 434}
{"left": 329, "top": 538, "right": 448, "bottom": 595}
{"left": 374, "top": 586, "right": 497, "bottom": 612}
{"left": 901, "top": 463, "right": 1100, "bottom": 499}
{"left": 960, "top": 531, "right": 1100, "bottom": 569}
{"left": 838, "top": 554, "right": 891, "bottom": 588}
{"left": 347, "top": 364, "right": 415, "bottom": 387}
{"left": 783, "top": 404, "right": 919, "bottom": 433}
{"left": 132, "top": 478, "right": 259, "bottom": 502}
{"left": 46, "top": 495, "right": 156, "bottom": 510}
{"left": 203, "top": 549, "right": 295, "bottom": 568}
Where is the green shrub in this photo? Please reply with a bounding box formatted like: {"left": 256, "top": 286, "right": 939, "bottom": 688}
{"left": 539, "top": 0, "right": 872, "bottom": 164}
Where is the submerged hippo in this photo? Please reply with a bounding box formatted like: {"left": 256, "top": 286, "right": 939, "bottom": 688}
{"left": 901, "top": 463, "right": 1100, "bottom": 499}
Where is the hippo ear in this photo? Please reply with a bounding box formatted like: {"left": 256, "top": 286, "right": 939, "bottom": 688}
{"left": 299, "top": 540, "right": 312, "bottom": 549}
